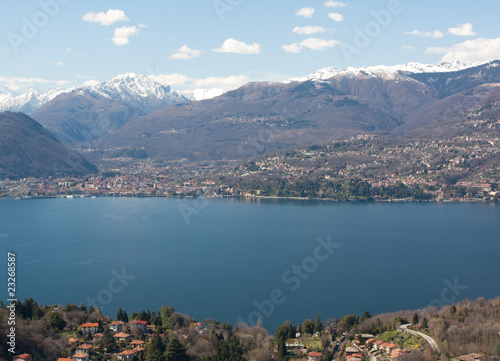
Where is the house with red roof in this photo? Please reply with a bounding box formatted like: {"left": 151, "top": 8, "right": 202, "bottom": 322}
{"left": 110, "top": 321, "right": 124, "bottom": 332}
{"left": 114, "top": 332, "right": 131, "bottom": 341}
{"left": 76, "top": 344, "right": 93, "bottom": 355}
{"left": 128, "top": 320, "right": 148, "bottom": 333}
{"left": 13, "top": 354, "right": 32, "bottom": 361}
{"left": 73, "top": 353, "right": 89, "bottom": 361}
{"left": 81, "top": 323, "right": 99, "bottom": 334}
{"left": 308, "top": 352, "right": 323, "bottom": 361}
{"left": 117, "top": 349, "right": 137, "bottom": 361}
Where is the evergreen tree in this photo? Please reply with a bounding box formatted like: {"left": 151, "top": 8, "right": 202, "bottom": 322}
{"left": 450, "top": 305, "right": 457, "bottom": 315}
{"left": 102, "top": 327, "right": 117, "bottom": 352}
{"left": 88, "top": 305, "right": 95, "bottom": 314}
{"left": 277, "top": 336, "right": 287, "bottom": 360}
{"left": 123, "top": 310, "right": 129, "bottom": 323}
{"left": 313, "top": 315, "right": 323, "bottom": 334}
{"left": 164, "top": 338, "right": 189, "bottom": 361}
{"left": 322, "top": 349, "right": 333, "bottom": 361}
{"left": 48, "top": 312, "right": 66, "bottom": 331}
{"left": 297, "top": 323, "right": 302, "bottom": 333}
{"left": 412, "top": 312, "right": 419, "bottom": 325}
{"left": 363, "top": 311, "right": 372, "bottom": 320}
{"left": 421, "top": 317, "right": 428, "bottom": 330}
{"left": 146, "top": 334, "right": 165, "bottom": 361}
{"left": 117, "top": 308, "right": 124, "bottom": 321}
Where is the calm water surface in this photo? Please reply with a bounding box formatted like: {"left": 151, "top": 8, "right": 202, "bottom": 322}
{"left": 0, "top": 197, "right": 499, "bottom": 331}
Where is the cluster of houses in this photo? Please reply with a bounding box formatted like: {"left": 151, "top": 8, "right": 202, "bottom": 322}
{"left": 58, "top": 320, "right": 154, "bottom": 361}
{"left": 367, "top": 339, "right": 406, "bottom": 361}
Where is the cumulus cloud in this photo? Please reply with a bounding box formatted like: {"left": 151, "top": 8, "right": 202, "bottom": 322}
{"left": 293, "top": 26, "right": 327, "bottom": 35}
{"left": 448, "top": 23, "right": 476, "bottom": 36}
{"left": 112, "top": 26, "right": 141, "bottom": 46}
{"left": 295, "top": 7, "right": 315, "bottom": 18}
{"left": 149, "top": 73, "right": 192, "bottom": 86}
{"left": 148, "top": 73, "right": 249, "bottom": 93}
{"left": 82, "top": 9, "right": 129, "bottom": 26}
{"left": 282, "top": 38, "right": 340, "bottom": 53}
{"left": 55, "top": 61, "right": 65, "bottom": 66}
{"left": 169, "top": 45, "right": 201, "bottom": 60}
{"left": 440, "top": 37, "right": 500, "bottom": 63}
{"left": 324, "top": 1, "right": 347, "bottom": 8}
{"left": 327, "top": 12, "right": 344, "bottom": 22}
{"left": 405, "top": 29, "right": 443, "bottom": 38}
{"left": 213, "top": 38, "right": 261, "bottom": 54}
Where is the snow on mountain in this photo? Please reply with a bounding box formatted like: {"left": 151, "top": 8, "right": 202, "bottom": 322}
{"left": 181, "top": 88, "right": 224, "bottom": 101}
{"left": 0, "top": 87, "right": 71, "bottom": 113}
{"left": 0, "top": 73, "right": 190, "bottom": 114}
{"left": 81, "top": 73, "right": 189, "bottom": 114}
{"left": 285, "top": 60, "right": 491, "bottom": 83}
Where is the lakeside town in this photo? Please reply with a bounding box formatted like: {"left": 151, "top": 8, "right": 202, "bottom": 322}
{"left": 1, "top": 129, "right": 499, "bottom": 202}
{"left": 3, "top": 295, "right": 499, "bottom": 361}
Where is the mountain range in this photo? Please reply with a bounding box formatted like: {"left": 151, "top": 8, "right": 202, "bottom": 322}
{"left": 95, "top": 60, "right": 500, "bottom": 161}
{"left": 2, "top": 60, "right": 500, "bottom": 169}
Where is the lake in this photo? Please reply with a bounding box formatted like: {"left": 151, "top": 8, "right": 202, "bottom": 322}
{"left": 1, "top": 197, "right": 499, "bottom": 332}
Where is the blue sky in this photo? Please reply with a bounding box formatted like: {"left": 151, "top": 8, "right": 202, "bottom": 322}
{"left": 1, "top": 0, "right": 499, "bottom": 93}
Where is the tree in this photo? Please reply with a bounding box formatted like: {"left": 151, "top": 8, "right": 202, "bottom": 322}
{"left": 363, "top": 311, "right": 372, "bottom": 320}
{"left": 117, "top": 308, "right": 124, "bottom": 321}
{"left": 164, "top": 338, "right": 189, "bottom": 361}
{"left": 276, "top": 336, "right": 287, "bottom": 360}
{"left": 421, "top": 317, "right": 428, "bottom": 330}
{"left": 314, "top": 315, "right": 323, "bottom": 334}
{"left": 450, "top": 305, "right": 457, "bottom": 315}
{"left": 302, "top": 319, "right": 315, "bottom": 335}
{"left": 146, "top": 334, "right": 166, "bottom": 361}
{"left": 160, "top": 305, "right": 175, "bottom": 329}
{"left": 412, "top": 312, "right": 419, "bottom": 325}
{"left": 102, "top": 327, "right": 117, "bottom": 352}
{"left": 322, "top": 349, "right": 333, "bottom": 361}
{"left": 48, "top": 311, "right": 66, "bottom": 331}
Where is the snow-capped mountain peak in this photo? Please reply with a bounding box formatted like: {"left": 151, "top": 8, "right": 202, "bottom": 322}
{"left": 285, "top": 60, "right": 492, "bottom": 83}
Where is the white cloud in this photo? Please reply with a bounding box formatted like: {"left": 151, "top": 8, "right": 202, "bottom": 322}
{"left": 112, "top": 26, "right": 141, "bottom": 46}
{"left": 295, "top": 7, "right": 315, "bottom": 18}
{"left": 440, "top": 37, "right": 500, "bottom": 63}
{"left": 82, "top": 9, "right": 129, "bottom": 26}
{"left": 324, "top": 1, "right": 347, "bottom": 8}
{"left": 327, "top": 12, "right": 344, "bottom": 22}
{"left": 169, "top": 45, "right": 201, "bottom": 60}
{"left": 405, "top": 30, "right": 443, "bottom": 38}
{"left": 293, "top": 26, "right": 327, "bottom": 35}
{"left": 0, "top": 76, "right": 70, "bottom": 91}
{"left": 213, "top": 38, "right": 261, "bottom": 54}
{"left": 448, "top": 23, "right": 476, "bottom": 36}
{"left": 282, "top": 38, "right": 340, "bottom": 53}
{"left": 149, "top": 73, "right": 192, "bottom": 86}
{"left": 424, "top": 47, "right": 449, "bottom": 54}
{"left": 55, "top": 61, "right": 65, "bottom": 66}
{"left": 148, "top": 73, "right": 249, "bottom": 93}
{"left": 83, "top": 80, "right": 100, "bottom": 87}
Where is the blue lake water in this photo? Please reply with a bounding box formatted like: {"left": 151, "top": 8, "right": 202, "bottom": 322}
{"left": 0, "top": 197, "right": 499, "bottom": 332}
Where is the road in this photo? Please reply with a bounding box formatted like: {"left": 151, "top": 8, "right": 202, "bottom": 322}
{"left": 399, "top": 324, "right": 440, "bottom": 353}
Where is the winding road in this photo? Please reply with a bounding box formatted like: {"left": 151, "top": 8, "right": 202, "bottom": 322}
{"left": 399, "top": 324, "right": 440, "bottom": 353}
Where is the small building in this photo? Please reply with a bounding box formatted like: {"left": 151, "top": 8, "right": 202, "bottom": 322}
{"left": 73, "top": 353, "right": 89, "bottom": 361}
{"left": 13, "top": 354, "right": 33, "bottom": 361}
{"left": 110, "top": 321, "right": 124, "bottom": 332}
{"left": 114, "top": 332, "right": 131, "bottom": 341}
{"left": 68, "top": 337, "right": 80, "bottom": 346}
{"left": 373, "top": 340, "right": 384, "bottom": 350}
{"left": 75, "top": 344, "right": 93, "bottom": 355}
{"left": 456, "top": 354, "right": 484, "bottom": 361}
{"left": 346, "top": 347, "right": 359, "bottom": 357}
{"left": 93, "top": 333, "right": 104, "bottom": 343}
{"left": 129, "top": 320, "right": 148, "bottom": 333}
{"left": 117, "top": 349, "right": 137, "bottom": 361}
{"left": 81, "top": 323, "right": 99, "bottom": 334}
{"left": 57, "top": 358, "right": 74, "bottom": 361}
{"left": 130, "top": 340, "right": 145, "bottom": 347}
{"left": 308, "top": 352, "right": 323, "bottom": 361}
